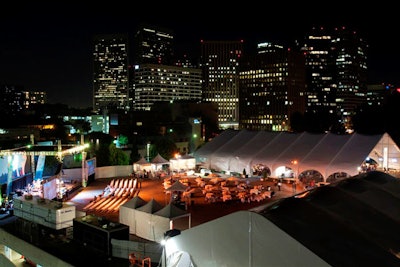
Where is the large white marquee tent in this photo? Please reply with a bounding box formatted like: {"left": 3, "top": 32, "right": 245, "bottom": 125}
{"left": 193, "top": 130, "right": 400, "bottom": 181}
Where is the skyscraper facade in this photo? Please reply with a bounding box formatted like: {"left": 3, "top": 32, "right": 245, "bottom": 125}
{"left": 132, "top": 24, "right": 202, "bottom": 111}
{"left": 333, "top": 26, "right": 368, "bottom": 126}
{"left": 301, "top": 26, "right": 337, "bottom": 117}
{"left": 133, "top": 64, "right": 202, "bottom": 111}
{"left": 92, "top": 34, "right": 131, "bottom": 113}
{"left": 201, "top": 40, "right": 243, "bottom": 130}
{"left": 301, "top": 26, "right": 368, "bottom": 131}
{"left": 239, "top": 42, "right": 306, "bottom": 131}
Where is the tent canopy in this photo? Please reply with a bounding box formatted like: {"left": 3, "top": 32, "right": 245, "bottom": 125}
{"left": 133, "top": 156, "right": 151, "bottom": 172}
{"left": 193, "top": 130, "right": 400, "bottom": 180}
{"left": 120, "top": 199, "right": 191, "bottom": 242}
{"left": 165, "top": 180, "right": 188, "bottom": 192}
{"left": 120, "top": 196, "right": 147, "bottom": 209}
{"left": 151, "top": 153, "right": 169, "bottom": 164}
{"left": 154, "top": 203, "right": 190, "bottom": 220}
{"left": 169, "top": 210, "right": 331, "bottom": 267}
{"left": 136, "top": 198, "right": 163, "bottom": 213}
{"left": 135, "top": 156, "right": 148, "bottom": 165}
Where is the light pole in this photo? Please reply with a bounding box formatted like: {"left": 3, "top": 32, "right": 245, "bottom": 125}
{"left": 147, "top": 142, "right": 151, "bottom": 162}
{"left": 291, "top": 160, "right": 299, "bottom": 193}
{"left": 81, "top": 135, "right": 87, "bottom": 187}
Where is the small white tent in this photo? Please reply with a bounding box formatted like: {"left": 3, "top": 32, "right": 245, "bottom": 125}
{"left": 121, "top": 197, "right": 191, "bottom": 242}
{"left": 165, "top": 180, "right": 188, "bottom": 192}
{"left": 151, "top": 153, "right": 169, "bottom": 171}
{"left": 119, "top": 196, "right": 147, "bottom": 234}
{"left": 133, "top": 156, "right": 151, "bottom": 172}
{"left": 152, "top": 203, "right": 191, "bottom": 242}
{"left": 135, "top": 199, "right": 163, "bottom": 241}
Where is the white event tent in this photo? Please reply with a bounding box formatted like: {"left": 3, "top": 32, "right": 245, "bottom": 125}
{"left": 193, "top": 130, "right": 400, "bottom": 181}
{"left": 133, "top": 154, "right": 170, "bottom": 173}
{"left": 169, "top": 155, "right": 196, "bottom": 171}
{"left": 119, "top": 197, "right": 190, "bottom": 242}
{"left": 133, "top": 156, "right": 151, "bottom": 172}
{"left": 151, "top": 153, "right": 169, "bottom": 171}
{"left": 119, "top": 196, "right": 147, "bottom": 234}
{"left": 166, "top": 210, "right": 331, "bottom": 267}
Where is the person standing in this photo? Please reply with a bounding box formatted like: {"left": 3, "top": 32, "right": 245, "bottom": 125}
{"left": 129, "top": 252, "right": 137, "bottom": 266}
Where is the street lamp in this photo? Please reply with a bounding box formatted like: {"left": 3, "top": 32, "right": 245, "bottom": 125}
{"left": 291, "top": 160, "right": 299, "bottom": 193}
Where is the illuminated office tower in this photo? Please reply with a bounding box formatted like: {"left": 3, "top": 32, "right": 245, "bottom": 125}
{"left": 333, "top": 26, "right": 368, "bottom": 127}
{"left": 301, "top": 26, "right": 368, "bottom": 130}
{"left": 201, "top": 40, "right": 243, "bottom": 130}
{"left": 132, "top": 24, "right": 203, "bottom": 111}
{"left": 92, "top": 34, "right": 131, "bottom": 113}
{"left": 239, "top": 42, "right": 306, "bottom": 131}
{"left": 133, "top": 64, "right": 202, "bottom": 111}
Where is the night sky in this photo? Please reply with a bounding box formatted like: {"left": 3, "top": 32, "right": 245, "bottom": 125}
{"left": 1, "top": 2, "right": 398, "bottom": 108}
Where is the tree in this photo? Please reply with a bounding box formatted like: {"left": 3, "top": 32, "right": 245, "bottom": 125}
{"left": 118, "top": 134, "right": 129, "bottom": 147}
{"left": 87, "top": 132, "right": 114, "bottom": 167}
{"left": 153, "top": 137, "right": 178, "bottom": 160}
{"left": 109, "top": 144, "right": 129, "bottom": 165}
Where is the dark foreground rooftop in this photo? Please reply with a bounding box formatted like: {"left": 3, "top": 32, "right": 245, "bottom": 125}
{"left": 258, "top": 171, "right": 400, "bottom": 267}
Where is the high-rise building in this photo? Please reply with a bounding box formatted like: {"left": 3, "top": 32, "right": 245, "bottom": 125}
{"left": 333, "top": 26, "right": 368, "bottom": 122}
{"left": 301, "top": 26, "right": 368, "bottom": 130}
{"left": 21, "top": 90, "right": 46, "bottom": 109}
{"left": 301, "top": 26, "right": 337, "bottom": 117}
{"left": 133, "top": 64, "right": 202, "bottom": 111}
{"left": 0, "top": 84, "right": 24, "bottom": 116}
{"left": 201, "top": 40, "right": 243, "bottom": 130}
{"left": 133, "top": 24, "right": 174, "bottom": 65}
{"left": 239, "top": 42, "right": 306, "bottom": 131}
{"left": 92, "top": 34, "right": 131, "bottom": 114}
{"left": 132, "top": 24, "right": 202, "bottom": 112}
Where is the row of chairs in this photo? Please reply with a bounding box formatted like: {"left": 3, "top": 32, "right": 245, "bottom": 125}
{"left": 109, "top": 178, "right": 137, "bottom": 189}
{"left": 82, "top": 178, "right": 139, "bottom": 213}
{"left": 83, "top": 195, "right": 128, "bottom": 213}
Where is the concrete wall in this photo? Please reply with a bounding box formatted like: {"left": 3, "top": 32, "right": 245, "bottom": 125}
{"left": 95, "top": 165, "right": 133, "bottom": 179}
{"left": 63, "top": 165, "right": 133, "bottom": 182}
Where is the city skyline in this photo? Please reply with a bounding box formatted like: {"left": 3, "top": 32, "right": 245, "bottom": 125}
{"left": 1, "top": 3, "right": 398, "bottom": 108}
